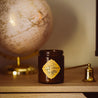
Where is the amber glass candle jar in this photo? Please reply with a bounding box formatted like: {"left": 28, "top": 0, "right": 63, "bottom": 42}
{"left": 38, "top": 50, "right": 64, "bottom": 84}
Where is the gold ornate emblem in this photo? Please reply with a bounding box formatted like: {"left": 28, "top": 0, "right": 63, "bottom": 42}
{"left": 42, "top": 59, "right": 61, "bottom": 79}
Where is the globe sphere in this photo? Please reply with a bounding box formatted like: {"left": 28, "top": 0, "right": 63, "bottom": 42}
{"left": 0, "top": 0, "right": 52, "bottom": 56}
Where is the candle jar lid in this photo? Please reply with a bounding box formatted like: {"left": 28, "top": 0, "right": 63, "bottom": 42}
{"left": 39, "top": 49, "right": 63, "bottom": 56}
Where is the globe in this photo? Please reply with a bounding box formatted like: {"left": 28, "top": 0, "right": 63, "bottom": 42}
{"left": 0, "top": 0, "right": 52, "bottom": 57}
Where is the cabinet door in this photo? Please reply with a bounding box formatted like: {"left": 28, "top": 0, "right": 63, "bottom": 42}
{"left": 0, "top": 93, "right": 86, "bottom": 98}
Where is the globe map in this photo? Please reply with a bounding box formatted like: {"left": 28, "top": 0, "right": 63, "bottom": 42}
{"left": 0, "top": 0, "right": 52, "bottom": 56}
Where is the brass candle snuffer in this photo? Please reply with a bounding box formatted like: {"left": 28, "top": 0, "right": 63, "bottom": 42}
{"left": 65, "top": 63, "right": 96, "bottom": 82}
{"left": 83, "top": 63, "right": 96, "bottom": 82}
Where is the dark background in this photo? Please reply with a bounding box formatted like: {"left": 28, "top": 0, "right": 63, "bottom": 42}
{"left": 96, "top": 0, "right": 98, "bottom": 56}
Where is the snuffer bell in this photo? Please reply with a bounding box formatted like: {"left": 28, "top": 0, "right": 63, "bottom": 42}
{"left": 83, "top": 63, "right": 96, "bottom": 82}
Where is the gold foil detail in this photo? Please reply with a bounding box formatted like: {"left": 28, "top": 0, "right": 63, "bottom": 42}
{"left": 42, "top": 59, "right": 61, "bottom": 79}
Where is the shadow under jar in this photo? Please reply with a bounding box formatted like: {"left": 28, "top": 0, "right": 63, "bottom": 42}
{"left": 38, "top": 50, "right": 64, "bottom": 84}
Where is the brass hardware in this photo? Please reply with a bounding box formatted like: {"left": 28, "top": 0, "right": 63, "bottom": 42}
{"left": 64, "top": 64, "right": 88, "bottom": 70}
{"left": 83, "top": 63, "right": 96, "bottom": 82}
{"left": 0, "top": 57, "right": 37, "bottom": 75}
{"left": 11, "top": 57, "right": 37, "bottom": 75}
{"left": 17, "top": 57, "right": 20, "bottom": 67}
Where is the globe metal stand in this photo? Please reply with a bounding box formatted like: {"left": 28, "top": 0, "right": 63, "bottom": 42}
{"left": 0, "top": 0, "right": 52, "bottom": 76}
{"left": 0, "top": 51, "right": 38, "bottom": 75}
{"left": 7, "top": 57, "right": 37, "bottom": 76}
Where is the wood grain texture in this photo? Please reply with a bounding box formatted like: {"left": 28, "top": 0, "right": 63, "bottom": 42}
{"left": 0, "top": 67, "right": 98, "bottom": 92}
{"left": 0, "top": 93, "right": 86, "bottom": 98}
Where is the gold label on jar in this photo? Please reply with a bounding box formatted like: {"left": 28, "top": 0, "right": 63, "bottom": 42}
{"left": 42, "top": 59, "right": 61, "bottom": 79}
